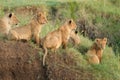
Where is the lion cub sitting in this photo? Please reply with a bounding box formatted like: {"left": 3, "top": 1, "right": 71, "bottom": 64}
{"left": 42, "top": 19, "right": 77, "bottom": 66}
{"left": 40, "top": 30, "right": 80, "bottom": 48}
{"left": 86, "top": 38, "right": 107, "bottom": 64}
{"left": 0, "top": 13, "right": 19, "bottom": 37}
{"left": 8, "top": 11, "right": 47, "bottom": 45}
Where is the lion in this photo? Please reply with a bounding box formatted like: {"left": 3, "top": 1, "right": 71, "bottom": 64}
{"left": 8, "top": 11, "right": 47, "bottom": 45}
{"left": 40, "top": 30, "right": 80, "bottom": 48}
{"left": 86, "top": 38, "right": 107, "bottom": 64}
{"left": 0, "top": 13, "right": 19, "bottom": 37}
{"left": 42, "top": 19, "right": 77, "bottom": 66}
{"left": 69, "top": 30, "right": 80, "bottom": 45}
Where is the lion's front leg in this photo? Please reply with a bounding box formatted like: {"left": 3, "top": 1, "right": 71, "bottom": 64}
{"left": 96, "top": 50, "right": 103, "bottom": 63}
{"left": 62, "top": 40, "right": 68, "bottom": 49}
{"left": 34, "top": 33, "right": 40, "bottom": 45}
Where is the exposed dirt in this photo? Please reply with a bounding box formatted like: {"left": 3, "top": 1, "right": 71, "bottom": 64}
{"left": 45, "top": 52, "right": 95, "bottom": 80}
{"left": 0, "top": 41, "right": 45, "bottom": 80}
{"left": 0, "top": 40, "right": 95, "bottom": 80}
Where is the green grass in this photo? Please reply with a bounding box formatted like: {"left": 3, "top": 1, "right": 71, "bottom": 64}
{"left": 40, "top": 22, "right": 59, "bottom": 38}
{"left": 90, "top": 46, "right": 120, "bottom": 80}
{"left": 74, "top": 35, "right": 120, "bottom": 80}
{"left": 0, "top": 0, "right": 45, "bottom": 8}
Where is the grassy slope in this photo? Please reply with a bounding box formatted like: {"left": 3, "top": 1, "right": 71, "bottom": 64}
{"left": 0, "top": 0, "right": 120, "bottom": 80}
{"left": 79, "top": 35, "right": 120, "bottom": 80}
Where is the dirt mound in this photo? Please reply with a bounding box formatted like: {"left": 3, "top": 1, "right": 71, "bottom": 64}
{"left": 45, "top": 52, "right": 95, "bottom": 80}
{"left": 0, "top": 41, "right": 95, "bottom": 80}
{"left": 0, "top": 41, "right": 45, "bottom": 80}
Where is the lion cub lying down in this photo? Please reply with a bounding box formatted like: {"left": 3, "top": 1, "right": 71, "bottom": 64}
{"left": 0, "top": 13, "right": 19, "bottom": 37}
{"left": 86, "top": 38, "right": 107, "bottom": 64}
{"left": 8, "top": 11, "right": 47, "bottom": 45}
{"left": 42, "top": 19, "right": 77, "bottom": 66}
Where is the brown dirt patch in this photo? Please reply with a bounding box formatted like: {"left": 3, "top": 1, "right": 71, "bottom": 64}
{"left": 0, "top": 41, "right": 45, "bottom": 80}
{"left": 45, "top": 52, "right": 95, "bottom": 80}
{"left": 0, "top": 41, "right": 95, "bottom": 80}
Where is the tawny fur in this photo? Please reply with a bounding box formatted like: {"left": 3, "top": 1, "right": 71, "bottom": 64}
{"left": 69, "top": 30, "right": 80, "bottom": 45}
{"left": 0, "top": 13, "right": 19, "bottom": 37}
{"left": 40, "top": 30, "right": 80, "bottom": 48}
{"left": 42, "top": 19, "right": 77, "bottom": 66}
{"left": 86, "top": 38, "right": 107, "bottom": 64}
{"left": 8, "top": 12, "right": 47, "bottom": 45}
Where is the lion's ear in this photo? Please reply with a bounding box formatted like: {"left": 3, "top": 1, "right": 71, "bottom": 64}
{"left": 75, "top": 30, "right": 78, "bottom": 34}
{"left": 95, "top": 38, "right": 100, "bottom": 42}
{"left": 103, "top": 37, "right": 107, "bottom": 41}
{"left": 68, "top": 19, "right": 73, "bottom": 24}
{"left": 9, "top": 13, "right": 12, "bottom": 18}
{"left": 37, "top": 12, "right": 42, "bottom": 17}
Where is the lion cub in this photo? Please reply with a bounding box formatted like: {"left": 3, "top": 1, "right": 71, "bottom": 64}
{"left": 86, "top": 38, "right": 107, "bottom": 64}
{"left": 40, "top": 31, "right": 80, "bottom": 49}
{"left": 8, "top": 11, "right": 47, "bottom": 45}
{"left": 0, "top": 13, "right": 19, "bottom": 37}
{"left": 42, "top": 19, "right": 77, "bottom": 66}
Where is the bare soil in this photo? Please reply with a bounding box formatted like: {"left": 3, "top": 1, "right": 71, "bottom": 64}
{"left": 0, "top": 40, "right": 95, "bottom": 80}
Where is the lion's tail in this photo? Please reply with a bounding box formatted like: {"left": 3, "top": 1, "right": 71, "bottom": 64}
{"left": 43, "top": 46, "right": 48, "bottom": 66}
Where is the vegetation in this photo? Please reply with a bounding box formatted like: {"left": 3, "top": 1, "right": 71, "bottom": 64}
{"left": 0, "top": 0, "right": 120, "bottom": 80}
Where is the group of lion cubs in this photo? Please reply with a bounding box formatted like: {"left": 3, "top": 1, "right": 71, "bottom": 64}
{"left": 0, "top": 11, "right": 107, "bottom": 66}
